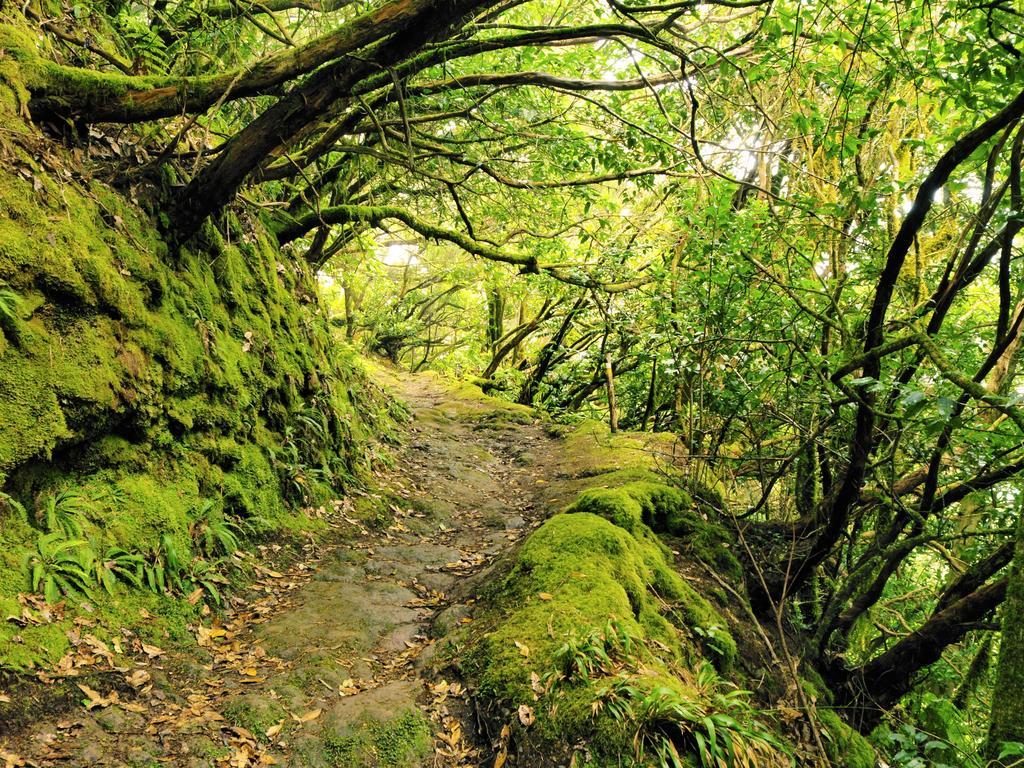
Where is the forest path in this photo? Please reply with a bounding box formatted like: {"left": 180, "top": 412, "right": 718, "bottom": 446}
{"left": 3, "top": 370, "right": 558, "bottom": 768}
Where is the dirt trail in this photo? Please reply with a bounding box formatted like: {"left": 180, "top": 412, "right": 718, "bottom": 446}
{"left": 2, "top": 371, "right": 560, "bottom": 767}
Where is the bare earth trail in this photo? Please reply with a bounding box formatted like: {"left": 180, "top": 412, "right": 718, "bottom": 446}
{"left": 3, "top": 371, "right": 561, "bottom": 767}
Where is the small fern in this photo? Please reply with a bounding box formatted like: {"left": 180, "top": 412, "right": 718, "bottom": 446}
{"left": 141, "top": 534, "right": 188, "bottom": 594}
{"left": 183, "top": 557, "right": 229, "bottom": 606}
{"left": 0, "top": 282, "right": 19, "bottom": 322}
{"left": 0, "top": 491, "right": 27, "bottom": 522}
{"left": 594, "top": 663, "right": 791, "bottom": 768}
{"left": 190, "top": 499, "right": 243, "bottom": 557}
{"left": 38, "top": 490, "right": 93, "bottom": 537}
{"left": 93, "top": 546, "right": 145, "bottom": 593}
{"left": 114, "top": 11, "right": 170, "bottom": 74}
{"left": 22, "top": 534, "right": 94, "bottom": 602}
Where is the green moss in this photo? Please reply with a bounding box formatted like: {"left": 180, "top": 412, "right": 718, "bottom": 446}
{"left": 458, "top": 508, "right": 740, "bottom": 762}
{"left": 0, "top": 601, "right": 69, "bottom": 670}
{"left": 817, "top": 707, "right": 878, "bottom": 768}
{"left": 321, "top": 711, "right": 432, "bottom": 768}
{"left": 0, "top": 117, "right": 390, "bottom": 669}
{"left": 222, "top": 697, "right": 289, "bottom": 743}
{"left": 564, "top": 482, "right": 737, "bottom": 668}
{"left": 988, "top": 518, "right": 1024, "bottom": 758}
{"left": 566, "top": 487, "right": 646, "bottom": 535}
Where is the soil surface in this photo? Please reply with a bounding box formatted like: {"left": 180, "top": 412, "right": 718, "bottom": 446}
{"left": 0, "top": 370, "right": 561, "bottom": 767}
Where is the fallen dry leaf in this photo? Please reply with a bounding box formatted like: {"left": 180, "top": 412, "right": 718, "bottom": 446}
{"left": 518, "top": 704, "right": 535, "bottom": 727}
{"left": 537, "top": 592, "right": 553, "bottom": 601}
{"left": 530, "top": 672, "right": 545, "bottom": 697}
{"left": 125, "top": 669, "right": 151, "bottom": 688}
{"left": 265, "top": 719, "right": 285, "bottom": 738}
{"left": 514, "top": 640, "right": 530, "bottom": 658}
{"left": 77, "top": 683, "right": 112, "bottom": 710}
{"left": 140, "top": 642, "right": 164, "bottom": 658}
{"left": 291, "top": 708, "right": 322, "bottom": 723}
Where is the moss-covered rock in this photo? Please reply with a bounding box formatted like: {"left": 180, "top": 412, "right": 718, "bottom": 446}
{"left": 563, "top": 482, "right": 738, "bottom": 666}
{"left": 455, "top": 498, "right": 754, "bottom": 766}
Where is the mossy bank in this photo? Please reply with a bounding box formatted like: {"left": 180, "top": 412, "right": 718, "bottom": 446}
{"left": 0, "top": 100, "right": 397, "bottom": 670}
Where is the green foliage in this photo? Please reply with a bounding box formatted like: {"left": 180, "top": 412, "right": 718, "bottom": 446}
{"left": 92, "top": 545, "right": 144, "bottom": 593}
{"left": 190, "top": 499, "right": 243, "bottom": 557}
{"left": 0, "top": 281, "right": 19, "bottom": 321}
{"left": 875, "top": 722, "right": 970, "bottom": 768}
{"left": 0, "top": 491, "right": 27, "bottom": 522}
{"left": 594, "top": 664, "right": 789, "bottom": 768}
{"left": 21, "top": 534, "right": 93, "bottom": 602}
{"left": 38, "top": 490, "right": 93, "bottom": 538}
{"left": 113, "top": 10, "right": 170, "bottom": 73}
{"left": 181, "top": 557, "right": 229, "bottom": 606}
{"left": 556, "top": 618, "right": 640, "bottom": 682}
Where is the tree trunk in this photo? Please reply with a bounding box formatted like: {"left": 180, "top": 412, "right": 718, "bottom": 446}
{"left": 640, "top": 361, "right": 657, "bottom": 431}
{"left": 486, "top": 287, "right": 505, "bottom": 354}
{"left": 518, "top": 296, "right": 586, "bottom": 405}
{"left": 988, "top": 519, "right": 1024, "bottom": 759}
{"left": 512, "top": 300, "right": 526, "bottom": 365}
{"left": 342, "top": 274, "right": 356, "bottom": 340}
{"left": 605, "top": 352, "right": 618, "bottom": 433}
{"left": 173, "top": 0, "right": 502, "bottom": 238}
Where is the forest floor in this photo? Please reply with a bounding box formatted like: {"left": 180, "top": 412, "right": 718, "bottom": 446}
{"left": 0, "top": 370, "right": 562, "bottom": 767}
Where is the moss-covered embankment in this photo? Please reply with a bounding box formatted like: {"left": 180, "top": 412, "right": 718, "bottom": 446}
{"left": 444, "top": 411, "right": 876, "bottom": 767}
{"left": 0, "top": 96, "right": 395, "bottom": 671}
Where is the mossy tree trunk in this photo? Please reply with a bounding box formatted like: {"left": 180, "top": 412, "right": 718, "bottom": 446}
{"left": 988, "top": 517, "right": 1024, "bottom": 759}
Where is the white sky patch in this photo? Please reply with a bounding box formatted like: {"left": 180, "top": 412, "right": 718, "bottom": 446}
{"left": 716, "top": 124, "right": 761, "bottom": 177}
{"left": 380, "top": 241, "right": 421, "bottom": 266}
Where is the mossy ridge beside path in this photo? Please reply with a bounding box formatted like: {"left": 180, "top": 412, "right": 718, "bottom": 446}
{"left": 0, "top": 369, "right": 561, "bottom": 767}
